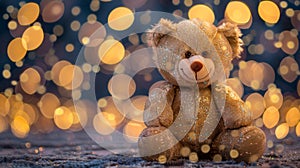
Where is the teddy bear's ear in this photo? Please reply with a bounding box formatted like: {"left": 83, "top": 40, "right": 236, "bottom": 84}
{"left": 148, "top": 19, "right": 176, "bottom": 47}
{"left": 217, "top": 22, "right": 243, "bottom": 58}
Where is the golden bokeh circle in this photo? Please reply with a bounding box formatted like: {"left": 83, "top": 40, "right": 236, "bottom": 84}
{"left": 123, "top": 121, "right": 146, "bottom": 142}
{"left": 39, "top": 93, "right": 61, "bottom": 119}
{"left": 188, "top": 4, "right": 215, "bottom": 23}
{"left": 20, "top": 68, "right": 41, "bottom": 95}
{"left": 7, "top": 38, "right": 27, "bottom": 62}
{"left": 230, "top": 149, "right": 239, "bottom": 159}
{"left": 180, "top": 146, "right": 191, "bottom": 157}
{"left": 93, "top": 112, "right": 116, "bottom": 135}
{"left": 258, "top": 1, "right": 280, "bottom": 24}
{"left": 225, "top": 1, "right": 251, "bottom": 25}
{"left": 226, "top": 78, "right": 244, "bottom": 98}
{"left": 264, "top": 87, "right": 283, "bottom": 109}
{"left": 245, "top": 93, "right": 265, "bottom": 119}
{"left": 285, "top": 107, "right": 300, "bottom": 127}
{"left": 275, "top": 123, "right": 289, "bottom": 139}
{"left": 54, "top": 106, "right": 73, "bottom": 130}
{"left": 108, "top": 74, "right": 136, "bottom": 100}
{"left": 11, "top": 115, "right": 30, "bottom": 138}
{"left": 263, "top": 106, "right": 280, "bottom": 129}
{"left": 58, "top": 65, "right": 84, "bottom": 90}
{"left": 99, "top": 96, "right": 125, "bottom": 127}
{"left": 98, "top": 39, "right": 125, "bottom": 65}
{"left": 17, "top": 2, "right": 40, "bottom": 26}
{"left": 51, "top": 60, "right": 72, "bottom": 86}
{"left": 158, "top": 155, "right": 167, "bottom": 164}
{"left": 22, "top": 25, "right": 44, "bottom": 51}
{"left": 108, "top": 7, "right": 134, "bottom": 31}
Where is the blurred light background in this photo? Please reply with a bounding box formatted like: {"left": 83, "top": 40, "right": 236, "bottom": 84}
{"left": 0, "top": 0, "right": 299, "bottom": 151}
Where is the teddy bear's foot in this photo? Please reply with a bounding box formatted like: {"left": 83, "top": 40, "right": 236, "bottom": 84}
{"left": 212, "top": 125, "right": 266, "bottom": 163}
{"left": 138, "top": 126, "right": 182, "bottom": 162}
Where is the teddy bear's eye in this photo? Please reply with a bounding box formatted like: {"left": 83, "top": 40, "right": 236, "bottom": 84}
{"left": 201, "top": 51, "right": 209, "bottom": 57}
{"left": 185, "top": 51, "right": 192, "bottom": 58}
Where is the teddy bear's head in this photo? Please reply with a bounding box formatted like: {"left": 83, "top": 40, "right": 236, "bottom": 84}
{"left": 148, "top": 18, "right": 243, "bottom": 88}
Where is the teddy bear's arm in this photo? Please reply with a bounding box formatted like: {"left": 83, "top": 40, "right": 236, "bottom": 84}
{"left": 143, "top": 81, "right": 175, "bottom": 128}
{"left": 214, "top": 84, "right": 252, "bottom": 129}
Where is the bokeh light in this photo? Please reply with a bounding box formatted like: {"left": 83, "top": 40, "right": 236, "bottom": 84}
{"left": 51, "top": 60, "right": 72, "bottom": 86}
{"left": 23, "top": 103, "right": 38, "bottom": 125}
{"left": 123, "top": 121, "right": 146, "bottom": 142}
{"left": 258, "top": 1, "right": 280, "bottom": 24}
{"left": 108, "top": 7, "right": 134, "bottom": 31}
{"left": 238, "top": 61, "right": 275, "bottom": 90}
{"left": 54, "top": 106, "right": 73, "bottom": 130}
{"left": 0, "top": 116, "right": 8, "bottom": 133}
{"left": 108, "top": 74, "right": 136, "bottom": 100}
{"left": 11, "top": 115, "right": 30, "bottom": 138}
{"left": 263, "top": 106, "right": 280, "bottom": 129}
{"left": 278, "top": 31, "right": 299, "bottom": 55}
{"left": 7, "top": 38, "right": 27, "bottom": 62}
{"left": 98, "top": 96, "right": 125, "bottom": 127}
{"left": 230, "top": 149, "right": 239, "bottom": 159}
{"left": 201, "top": 144, "right": 210, "bottom": 153}
{"left": 275, "top": 123, "right": 289, "bottom": 139}
{"left": 264, "top": 87, "right": 283, "bottom": 109}
{"left": 22, "top": 25, "right": 44, "bottom": 51}
{"left": 158, "top": 155, "right": 167, "bottom": 164}
{"left": 296, "top": 122, "right": 300, "bottom": 137}
{"left": 225, "top": 1, "right": 252, "bottom": 27}
{"left": 285, "top": 107, "right": 300, "bottom": 127}
{"left": 226, "top": 78, "right": 244, "bottom": 98}
{"left": 122, "top": 96, "right": 147, "bottom": 122}
{"left": 189, "top": 152, "right": 199, "bottom": 163}
{"left": 98, "top": 39, "right": 125, "bottom": 65}
{"left": 291, "top": 10, "right": 300, "bottom": 31}
{"left": 17, "top": 2, "right": 39, "bottom": 26}
{"left": 20, "top": 67, "right": 41, "bottom": 95}
{"left": 0, "top": 94, "right": 10, "bottom": 117}
{"left": 58, "top": 65, "right": 84, "bottom": 90}
{"left": 78, "top": 21, "right": 106, "bottom": 47}
{"left": 245, "top": 93, "right": 265, "bottom": 119}
{"left": 188, "top": 4, "right": 215, "bottom": 23}
{"left": 41, "top": 0, "right": 65, "bottom": 23}
{"left": 38, "top": 93, "right": 61, "bottom": 119}
{"left": 180, "top": 146, "right": 191, "bottom": 157}
{"left": 93, "top": 112, "right": 116, "bottom": 135}
{"left": 279, "top": 56, "right": 299, "bottom": 83}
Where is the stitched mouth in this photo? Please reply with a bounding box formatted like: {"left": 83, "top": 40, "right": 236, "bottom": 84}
{"left": 180, "top": 68, "right": 210, "bottom": 83}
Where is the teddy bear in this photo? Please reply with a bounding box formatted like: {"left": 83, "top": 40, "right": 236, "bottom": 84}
{"left": 138, "top": 18, "right": 266, "bottom": 163}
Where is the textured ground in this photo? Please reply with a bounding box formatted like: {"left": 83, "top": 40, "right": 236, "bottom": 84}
{"left": 0, "top": 131, "right": 299, "bottom": 168}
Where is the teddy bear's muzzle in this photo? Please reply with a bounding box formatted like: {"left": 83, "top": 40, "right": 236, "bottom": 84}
{"left": 178, "top": 55, "right": 215, "bottom": 85}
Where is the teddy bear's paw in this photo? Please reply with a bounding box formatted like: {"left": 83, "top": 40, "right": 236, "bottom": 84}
{"left": 212, "top": 126, "right": 266, "bottom": 163}
{"left": 138, "top": 126, "right": 182, "bottom": 162}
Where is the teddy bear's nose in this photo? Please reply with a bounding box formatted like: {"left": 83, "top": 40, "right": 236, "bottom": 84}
{"left": 190, "top": 61, "right": 203, "bottom": 73}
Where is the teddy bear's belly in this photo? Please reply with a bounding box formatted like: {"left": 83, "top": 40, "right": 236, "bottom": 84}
{"left": 172, "top": 87, "right": 222, "bottom": 151}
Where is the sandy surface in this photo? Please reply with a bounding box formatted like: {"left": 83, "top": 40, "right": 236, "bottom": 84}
{"left": 0, "top": 131, "right": 299, "bottom": 168}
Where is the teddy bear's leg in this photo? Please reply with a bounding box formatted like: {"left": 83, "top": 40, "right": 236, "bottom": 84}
{"left": 138, "top": 126, "right": 182, "bottom": 161}
{"left": 212, "top": 125, "right": 266, "bottom": 163}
